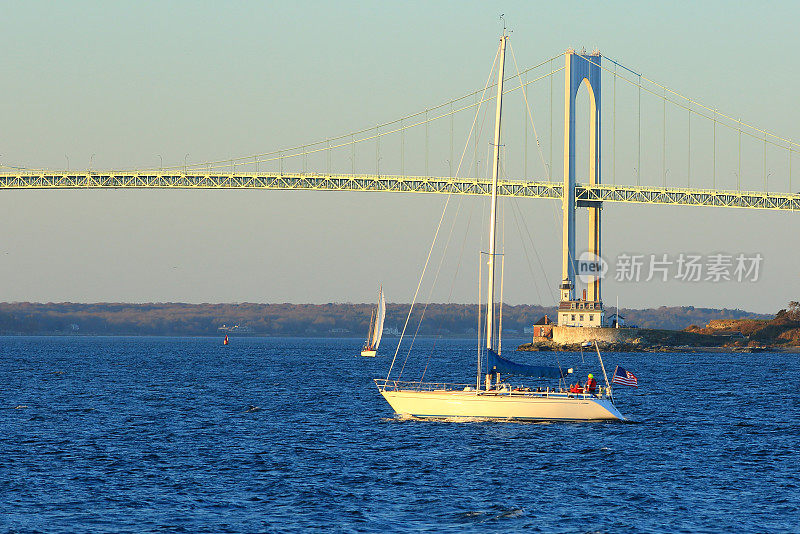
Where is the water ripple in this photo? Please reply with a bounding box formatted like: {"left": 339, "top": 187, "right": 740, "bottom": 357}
{"left": 0, "top": 336, "right": 797, "bottom": 533}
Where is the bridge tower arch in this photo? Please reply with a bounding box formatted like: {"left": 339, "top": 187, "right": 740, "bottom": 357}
{"left": 559, "top": 49, "right": 604, "bottom": 327}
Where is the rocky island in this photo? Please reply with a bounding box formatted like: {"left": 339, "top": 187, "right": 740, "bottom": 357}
{"left": 517, "top": 301, "right": 800, "bottom": 353}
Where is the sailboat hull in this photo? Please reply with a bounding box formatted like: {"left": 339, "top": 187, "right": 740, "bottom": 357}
{"left": 360, "top": 350, "right": 377, "bottom": 357}
{"left": 380, "top": 389, "right": 625, "bottom": 422}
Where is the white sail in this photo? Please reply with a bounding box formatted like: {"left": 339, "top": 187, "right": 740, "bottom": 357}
{"left": 371, "top": 289, "right": 386, "bottom": 349}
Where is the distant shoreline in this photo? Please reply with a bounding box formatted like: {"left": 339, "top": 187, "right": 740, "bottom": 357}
{"left": 0, "top": 302, "right": 771, "bottom": 338}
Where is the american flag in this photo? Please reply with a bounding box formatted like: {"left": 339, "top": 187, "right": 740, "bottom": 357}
{"left": 612, "top": 366, "right": 638, "bottom": 387}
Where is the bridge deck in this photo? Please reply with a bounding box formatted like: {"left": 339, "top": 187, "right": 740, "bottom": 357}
{"left": 0, "top": 172, "right": 796, "bottom": 211}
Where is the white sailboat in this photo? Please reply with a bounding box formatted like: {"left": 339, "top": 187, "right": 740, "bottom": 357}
{"left": 374, "top": 33, "right": 625, "bottom": 422}
{"left": 360, "top": 286, "right": 386, "bottom": 357}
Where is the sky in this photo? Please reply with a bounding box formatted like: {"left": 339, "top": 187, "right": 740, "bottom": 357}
{"left": 0, "top": 1, "right": 798, "bottom": 313}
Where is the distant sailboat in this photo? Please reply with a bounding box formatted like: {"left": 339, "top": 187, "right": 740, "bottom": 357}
{"left": 360, "top": 287, "right": 386, "bottom": 357}
{"left": 223, "top": 334, "right": 229, "bottom": 346}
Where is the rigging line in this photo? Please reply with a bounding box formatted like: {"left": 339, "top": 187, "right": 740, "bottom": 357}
{"left": 456, "top": 47, "right": 501, "bottom": 180}
{"left": 524, "top": 60, "right": 579, "bottom": 297}
{"left": 524, "top": 70, "right": 528, "bottom": 178}
{"left": 579, "top": 54, "right": 800, "bottom": 152}
{"left": 385, "top": 41, "right": 500, "bottom": 384}
{"left": 419, "top": 198, "right": 476, "bottom": 383}
{"left": 477, "top": 189, "right": 488, "bottom": 389}
{"left": 498, "top": 205, "right": 505, "bottom": 356}
{"left": 473, "top": 92, "right": 480, "bottom": 177}
{"left": 398, "top": 194, "right": 464, "bottom": 380}
{"left": 508, "top": 199, "right": 546, "bottom": 306}
{"left": 497, "top": 151, "right": 509, "bottom": 355}
{"left": 476, "top": 249, "right": 483, "bottom": 391}
{"left": 497, "top": 153, "right": 549, "bottom": 304}
{"left": 510, "top": 43, "right": 550, "bottom": 179}
{"left": 384, "top": 192, "right": 452, "bottom": 384}
{"left": 554, "top": 352, "right": 566, "bottom": 392}
{"left": 464, "top": 78, "right": 495, "bottom": 180}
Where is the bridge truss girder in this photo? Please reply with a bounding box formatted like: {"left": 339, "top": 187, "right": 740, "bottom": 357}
{"left": 0, "top": 172, "right": 796, "bottom": 211}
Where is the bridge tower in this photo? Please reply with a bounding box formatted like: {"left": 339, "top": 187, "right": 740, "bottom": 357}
{"left": 558, "top": 49, "right": 604, "bottom": 327}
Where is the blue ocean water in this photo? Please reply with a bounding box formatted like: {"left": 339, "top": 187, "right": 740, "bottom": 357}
{"left": 1, "top": 336, "right": 797, "bottom": 533}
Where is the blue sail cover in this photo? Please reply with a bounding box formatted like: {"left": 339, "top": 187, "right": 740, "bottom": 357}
{"left": 487, "top": 350, "right": 563, "bottom": 379}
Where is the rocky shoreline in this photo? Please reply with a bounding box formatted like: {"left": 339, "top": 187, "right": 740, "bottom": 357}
{"left": 516, "top": 340, "right": 776, "bottom": 353}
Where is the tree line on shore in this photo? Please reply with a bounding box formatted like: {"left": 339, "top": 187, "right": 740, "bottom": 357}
{"left": 0, "top": 302, "right": 770, "bottom": 337}
{"left": 685, "top": 301, "right": 800, "bottom": 347}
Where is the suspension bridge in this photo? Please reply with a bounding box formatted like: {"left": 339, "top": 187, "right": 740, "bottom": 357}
{"left": 1, "top": 48, "right": 796, "bottom": 209}
{"left": 1, "top": 44, "right": 797, "bottom": 324}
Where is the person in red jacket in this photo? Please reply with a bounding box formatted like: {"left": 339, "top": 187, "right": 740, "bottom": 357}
{"left": 585, "top": 373, "right": 598, "bottom": 393}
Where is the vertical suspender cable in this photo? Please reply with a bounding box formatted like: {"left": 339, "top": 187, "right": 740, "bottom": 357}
{"left": 549, "top": 57, "right": 553, "bottom": 179}
{"left": 376, "top": 126, "right": 380, "bottom": 175}
{"left": 524, "top": 71, "right": 528, "bottom": 178}
{"left": 790, "top": 141, "right": 793, "bottom": 193}
{"left": 450, "top": 103, "right": 454, "bottom": 178}
{"left": 688, "top": 107, "right": 691, "bottom": 187}
{"left": 425, "top": 108, "right": 429, "bottom": 177}
{"left": 713, "top": 110, "right": 716, "bottom": 189}
{"left": 351, "top": 136, "right": 355, "bottom": 174}
{"left": 613, "top": 63, "right": 617, "bottom": 185}
{"left": 509, "top": 43, "right": 549, "bottom": 184}
{"left": 637, "top": 74, "right": 641, "bottom": 185}
{"left": 662, "top": 87, "right": 666, "bottom": 186}
{"left": 475, "top": 95, "right": 480, "bottom": 177}
{"left": 738, "top": 118, "right": 742, "bottom": 190}
{"left": 400, "top": 122, "right": 404, "bottom": 176}
{"left": 764, "top": 132, "right": 768, "bottom": 191}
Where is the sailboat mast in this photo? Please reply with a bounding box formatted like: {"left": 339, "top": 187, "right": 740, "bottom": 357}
{"left": 485, "top": 34, "right": 507, "bottom": 357}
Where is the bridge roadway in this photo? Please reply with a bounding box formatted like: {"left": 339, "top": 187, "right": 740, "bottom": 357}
{"left": 0, "top": 172, "right": 796, "bottom": 211}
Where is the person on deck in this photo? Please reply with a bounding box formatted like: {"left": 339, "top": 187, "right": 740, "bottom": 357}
{"left": 585, "top": 374, "right": 598, "bottom": 394}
